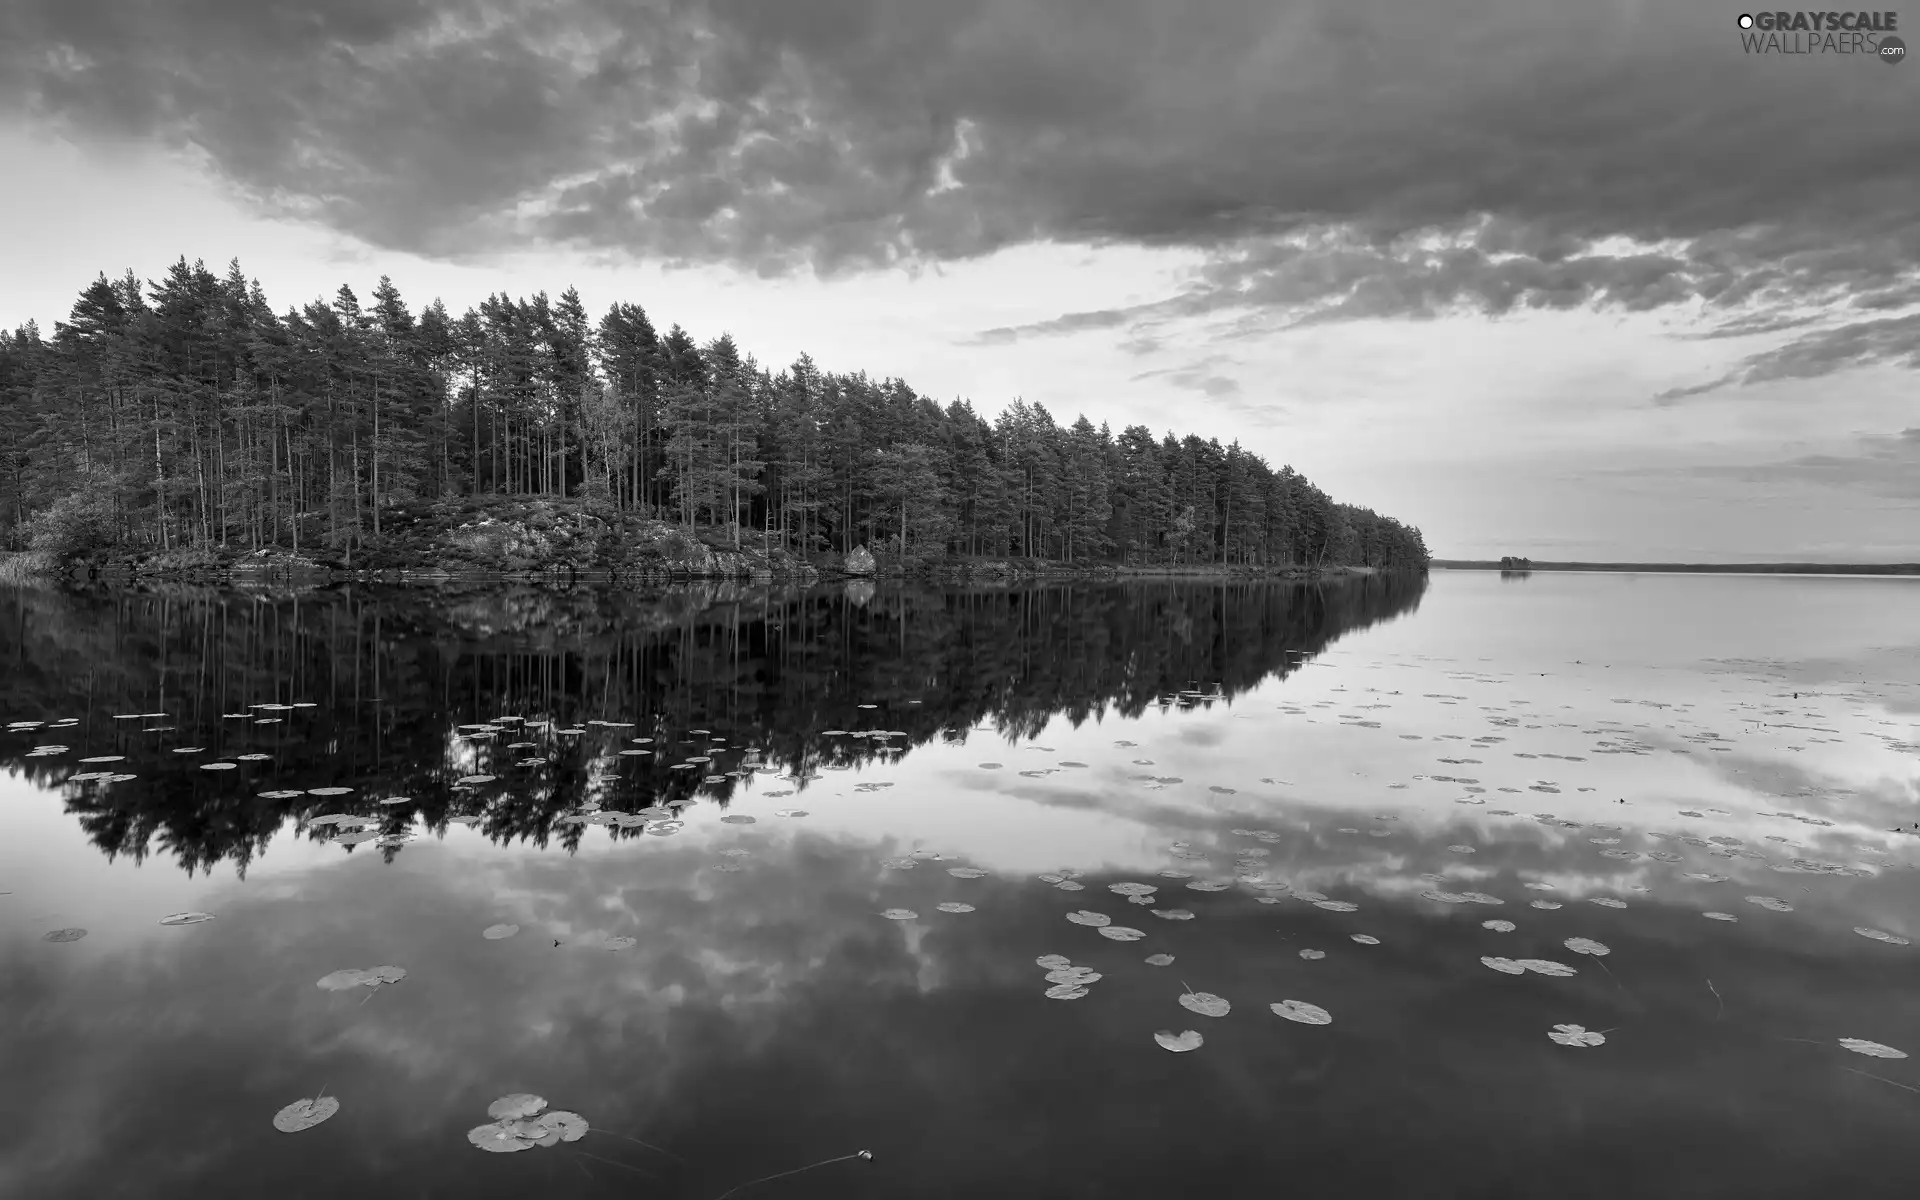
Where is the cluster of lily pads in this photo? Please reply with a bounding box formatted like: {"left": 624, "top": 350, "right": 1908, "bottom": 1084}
{"left": 466, "top": 1093, "right": 589, "bottom": 1152}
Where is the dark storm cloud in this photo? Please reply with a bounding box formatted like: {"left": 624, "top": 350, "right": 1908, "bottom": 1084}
{"left": 3, "top": 0, "right": 1917, "bottom": 375}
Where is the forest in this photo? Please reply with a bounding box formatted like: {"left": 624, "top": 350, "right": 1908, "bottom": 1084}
{"left": 0, "top": 257, "right": 1429, "bottom": 570}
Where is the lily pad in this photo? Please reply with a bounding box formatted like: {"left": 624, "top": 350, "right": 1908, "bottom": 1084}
{"left": 1186, "top": 881, "right": 1230, "bottom": 893}
{"left": 488, "top": 1093, "right": 548, "bottom": 1120}
{"left": 1745, "top": 895, "right": 1793, "bottom": 912}
{"left": 273, "top": 1095, "right": 340, "bottom": 1133}
{"left": 159, "top": 912, "right": 215, "bottom": 926}
{"left": 1066, "top": 910, "right": 1111, "bottom": 927}
{"left": 720, "top": 815, "right": 757, "bottom": 825}
{"left": 1703, "top": 911, "right": 1738, "bottom": 922}
{"left": 1109, "top": 882, "right": 1157, "bottom": 897}
{"left": 1564, "top": 937, "right": 1610, "bottom": 956}
{"left": 1548, "top": 1023, "right": 1606, "bottom": 1047}
{"left": 1270, "top": 999, "right": 1333, "bottom": 1025}
{"left": 1516, "top": 958, "right": 1578, "bottom": 977}
{"left": 1838, "top": 1038, "right": 1907, "bottom": 1059}
{"left": 1151, "top": 908, "right": 1195, "bottom": 921}
{"left": 1098, "top": 926, "right": 1147, "bottom": 942}
{"left": 468, "top": 1122, "right": 538, "bottom": 1153}
{"left": 1145, "top": 953, "right": 1175, "bottom": 966}
{"left": 42, "top": 928, "right": 87, "bottom": 942}
{"left": 880, "top": 908, "right": 918, "bottom": 920}
{"left": 936, "top": 902, "right": 976, "bottom": 913}
{"left": 1350, "top": 934, "right": 1380, "bottom": 945}
{"left": 1035, "top": 954, "right": 1073, "bottom": 970}
{"left": 1298, "top": 949, "right": 1325, "bottom": 960}
{"left": 483, "top": 924, "right": 520, "bottom": 940}
{"left": 1854, "top": 927, "right": 1910, "bottom": 945}
{"left": 1481, "top": 919, "right": 1516, "bottom": 932}
{"left": 1154, "top": 1029, "right": 1204, "bottom": 1052}
{"left": 1179, "top": 990, "right": 1231, "bottom": 1017}
{"left": 1045, "top": 983, "right": 1090, "bottom": 1000}
{"left": 1481, "top": 956, "right": 1526, "bottom": 975}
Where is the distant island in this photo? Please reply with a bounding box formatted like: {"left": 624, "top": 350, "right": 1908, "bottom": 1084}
{"left": 1436, "top": 560, "right": 1920, "bottom": 576}
{"left": 0, "top": 256, "right": 1428, "bottom": 584}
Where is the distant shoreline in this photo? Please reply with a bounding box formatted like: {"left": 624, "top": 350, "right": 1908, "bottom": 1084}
{"left": 1434, "top": 560, "right": 1920, "bottom": 576}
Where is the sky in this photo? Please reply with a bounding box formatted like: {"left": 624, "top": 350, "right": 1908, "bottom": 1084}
{"left": 0, "top": 0, "right": 1916, "bottom": 562}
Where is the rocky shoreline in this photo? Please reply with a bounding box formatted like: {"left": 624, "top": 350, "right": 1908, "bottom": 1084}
{"left": 3, "top": 496, "right": 1393, "bottom": 589}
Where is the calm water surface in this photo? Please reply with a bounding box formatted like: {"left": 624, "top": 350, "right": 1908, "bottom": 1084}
{"left": 3, "top": 571, "right": 1918, "bottom": 1199}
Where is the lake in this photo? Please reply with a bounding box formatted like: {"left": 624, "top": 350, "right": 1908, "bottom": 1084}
{"left": 3, "top": 570, "right": 1918, "bottom": 1199}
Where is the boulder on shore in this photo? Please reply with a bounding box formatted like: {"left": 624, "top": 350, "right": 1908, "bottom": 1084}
{"left": 844, "top": 545, "right": 877, "bottom": 576}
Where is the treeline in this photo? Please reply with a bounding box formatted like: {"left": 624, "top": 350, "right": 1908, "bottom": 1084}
{"left": 0, "top": 257, "right": 1429, "bottom": 569}
{"left": 0, "top": 575, "right": 1428, "bottom": 875}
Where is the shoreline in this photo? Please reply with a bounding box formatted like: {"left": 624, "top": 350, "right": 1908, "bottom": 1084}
{"left": 1434, "top": 561, "right": 1920, "bottom": 576}
{"left": 1, "top": 549, "right": 1395, "bottom": 589}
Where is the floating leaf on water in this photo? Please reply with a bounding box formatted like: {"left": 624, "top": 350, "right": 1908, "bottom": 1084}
{"left": 1838, "top": 1038, "right": 1907, "bottom": 1059}
{"left": 880, "top": 909, "right": 918, "bottom": 921}
{"left": 948, "top": 867, "right": 989, "bottom": 879}
{"left": 488, "top": 1093, "right": 548, "bottom": 1121}
{"left": 1109, "top": 882, "right": 1157, "bottom": 896}
{"left": 273, "top": 1095, "right": 340, "bottom": 1133}
{"left": 309, "top": 786, "right": 354, "bottom": 796}
{"left": 1523, "top": 882, "right": 1557, "bottom": 891}
{"left": 601, "top": 936, "right": 635, "bottom": 951}
{"left": 483, "top": 924, "right": 520, "bottom": 940}
{"left": 1447, "top": 845, "right": 1476, "bottom": 854}
{"left": 1422, "top": 891, "right": 1470, "bottom": 904}
{"left": 468, "top": 1122, "right": 537, "bottom": 1153}
{"left": 720, "top": 815, "right": 756, "bottom": 825}
{"left": 1270, "top": 999, "right": 1333, "bottom": 1025}
{"left": 1055, "top": 881, "right": 1085, "bottom": 891}
{"left": 1045, "top": 968, "right": 1102, "bottom": 984}
{"left": 1516, "top": 959, "right": 1578, "bottom": 977}
{"left": 258, "top": 790, "right": 304, "bottom": 800}
{"left": 936, "top": 902, "right": 976, "bottom": 913}
{"left": 1045, "top": 983, "right": 1090, "bottom": 1000}
{"left": 1314, "top": 900, "right": 1359, "bottom": 913}
{"left": 1481, "top": 919, "right": 1516, "bottom": 932}
{"left": 1035, "top": 954, "right": 1073, "bottom": 970}
{"left": 1531, "top": 900, "right": 1563, "bottom": 910}
{"left": 978, "top": 763, "right": 1003, "bottom": 770}
{"left": 1462, "top": 892, "right": 1503, "bottom": 906}
{"left": 1703, "top": 911, "right": 1738, "bottom": 922}
{"left": 332, "top": 831, "right": 379, "bottom": 845}
{"left": 159, "top": 912, "right": 214, "bottom": 926}
{"left": 1146, "top": 953, "right": 1176, "bottom": 966}
{"left": 200, "top": 762, "right": 238, "bottom": 771}
{"left": 453, "top": 776, "right": 493, "bottom": 786}
{"left": 1099, "top": 926, "right": 1147, "bottom": 942}
{"left": 317, "top": 969, "right": 370, "bottom": 991}
{"left": 1564, "top": 937, "right": 1610, "bottom": 956}
{"left": 77, "top": 756, "right": 125, "bottom": 764}
{"left": 1548, "top": 1023, "right": 1606, "bottom": 1047}
{"left": 532, "top": 1110, "right": 589, "bottom": 1143}
{"left": 1855, "top": 927, "right": 1910, "bottom": 945}
{"left": 1350, "top": 934, "right": 1380, "bottom": 945}
{"left": 1187, "top": 881, "right": 1230, "bottom": 893}
{"left": 1066, "top": 911, "right": 1111, "bottom": 927}
{"left": 1179, "top": 990, "right": 1231, "bottom": 1017}
{"left": 1588, "top": 898, "right": 1627, "bottom": 909}
{"left": 1299, "top": 949, "right": 1326, "bottom": 960}
{"left": 1744, "top": 895, "right": 1793, "bottom": 912}
{"left": 1151, "top": 908, "right": 1195, "bottom": 921}
{"left": 1154, "top": 1029, "right": 1204, "bottom": 1052}
{"left": 1482, "top": 956, "right": 1526, "bottom": 974}
{"left": 42, "top": 927, "right": 87, "bottom": 942}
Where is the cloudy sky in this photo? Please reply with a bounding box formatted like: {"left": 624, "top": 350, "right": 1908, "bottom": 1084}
{"left": 1, "top": 0, "right": 1915, "bottom": 561}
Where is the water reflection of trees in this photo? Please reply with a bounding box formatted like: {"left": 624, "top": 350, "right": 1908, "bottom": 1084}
{"left": 0, "top": 575, "right": 1426, "bottom": 875}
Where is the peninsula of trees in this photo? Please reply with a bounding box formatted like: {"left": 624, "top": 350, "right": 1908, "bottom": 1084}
{"left": 0, "top": 257, "right": 1429, "bottom": 575}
